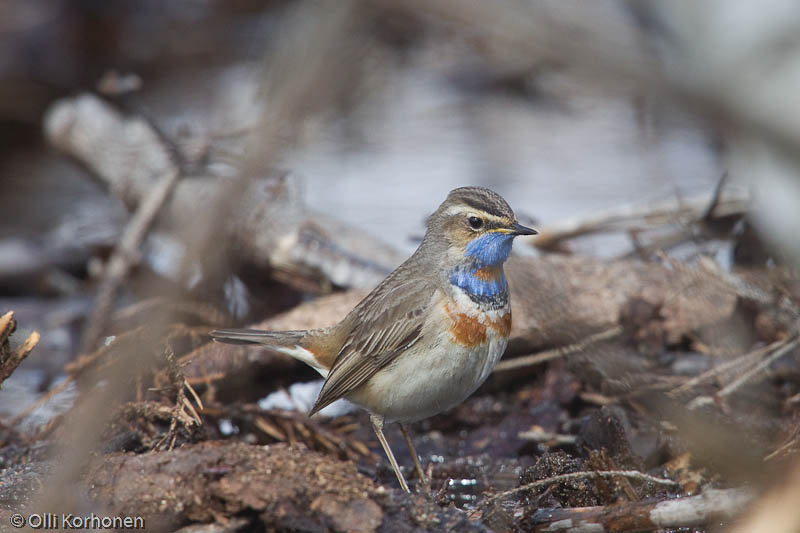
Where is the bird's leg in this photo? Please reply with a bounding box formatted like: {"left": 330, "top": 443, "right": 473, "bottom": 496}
{"left": 370, "top": 414, "right": 410, "bottom": 493}
{"left": 399, "top": 424, "right": 428, "bottom": 486}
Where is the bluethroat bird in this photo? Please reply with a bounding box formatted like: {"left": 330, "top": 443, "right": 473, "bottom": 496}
{"left": 211, "top": 187, "right": 537, "bottom": 492}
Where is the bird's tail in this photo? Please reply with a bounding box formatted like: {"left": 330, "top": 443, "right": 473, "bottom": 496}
{"left": 210, "top": 328, "right": 305, "bottom": 346}
{"left": 209, "top": 328, "right": 330, "bottom": 376}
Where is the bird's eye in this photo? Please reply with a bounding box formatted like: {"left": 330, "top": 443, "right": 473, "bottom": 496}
{"left": 468, "top": 216, "right": 484, "bottom": 230}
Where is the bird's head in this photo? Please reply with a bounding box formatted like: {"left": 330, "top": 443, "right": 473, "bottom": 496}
{"left": 426, "top": 186, "right": 537, "bottom": 269}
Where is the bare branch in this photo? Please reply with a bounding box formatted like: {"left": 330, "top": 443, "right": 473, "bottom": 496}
{"left": 531, "top": 190, "right": 748, "bottom": 252}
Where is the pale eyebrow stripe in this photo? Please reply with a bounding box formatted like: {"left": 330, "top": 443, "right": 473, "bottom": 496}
{"left": 442, "top": 205, "right": 471, "bottom": 216}
{"left": 441, "top": 205, "right": 507, "bottom": 223}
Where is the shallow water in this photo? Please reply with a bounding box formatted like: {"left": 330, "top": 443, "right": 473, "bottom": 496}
{"left": 292, "top": 66, "right": 721, "bottom": 255}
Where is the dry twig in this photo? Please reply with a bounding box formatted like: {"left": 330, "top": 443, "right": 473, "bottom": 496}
{"left": 0, "top": 311, "right": 40, "bottom": 384}
{"left": 494, "top": 326, "right": 623, "bottom": 373}
{"left": 528, "top": 189, "right": 747, "bottom": 252}
{"left": 481, "top": 469, "right": 679, "bottom": 507}
{"left": 153, "top": 344, "right": 204, "bottom": 451}
{"left": 243, "top": 406, "right": 374, "bottom": 462}
{"left": 716, "top": 337, "right": 799, "bottom": 398}
{"left": 7, "top": 376, "right": 73, "bottom": 430}
{"left": 686, "top": 336, "right": 800, "bottom": 410}
{"left": 670, "top": 340, "right": 781, "bottom": 397}
{"left": 518, "top": 427, "right": 577, "bottom": 446}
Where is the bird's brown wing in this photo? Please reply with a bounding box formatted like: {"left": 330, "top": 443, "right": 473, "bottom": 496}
{"left": 308, "top": 276, "right": 432, "bottom": 416}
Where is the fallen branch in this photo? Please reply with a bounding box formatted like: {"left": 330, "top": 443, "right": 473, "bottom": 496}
{"left": 181, "top": 251, "right": 762, "bottom": 391}
{"left": 526, "top": 487, "right": 754, "bottom": 532}
{"left": 45, "top": 94, "right": 178, "bottom": 208}
{"left": 44, "top": 94, "right": 401, "bottom": 291}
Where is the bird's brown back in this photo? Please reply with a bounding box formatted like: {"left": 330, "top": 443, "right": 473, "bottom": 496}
{"left": 307, "top": 250, "right": 437, "bottom": 415}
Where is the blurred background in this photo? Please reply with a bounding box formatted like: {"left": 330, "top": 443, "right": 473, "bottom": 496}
{"left": 0, "top": 0, "right": 727, "bottom": 253}
{"left": 0, "top": 0, "right": 732, "bottom": 375}
{"left": 2, "top": 1, "right": 800, "bottom": 530}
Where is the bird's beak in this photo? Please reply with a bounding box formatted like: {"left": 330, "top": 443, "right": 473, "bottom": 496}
{"left": 492, "top": 223, "right": 537, "bottom": 236}
{"left": 491, "top": 222, "right": 539, "bottom": 237}
{"left": 508, "top": 222, "right": 538, "bottom": 236}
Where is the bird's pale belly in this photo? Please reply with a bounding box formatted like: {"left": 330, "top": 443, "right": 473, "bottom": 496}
{"left": 349, "top": 298, "right": 510, "bottom": 423}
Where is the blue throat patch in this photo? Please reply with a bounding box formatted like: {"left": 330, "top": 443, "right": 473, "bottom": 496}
{"left": 449, "top": 266, "right": 507, "bottom": 298}
{"left": 448, "top": 232, "right": 514, "bottom": 303}
{"left": 464, "top": 232, "right": 514, "bottom": 265}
